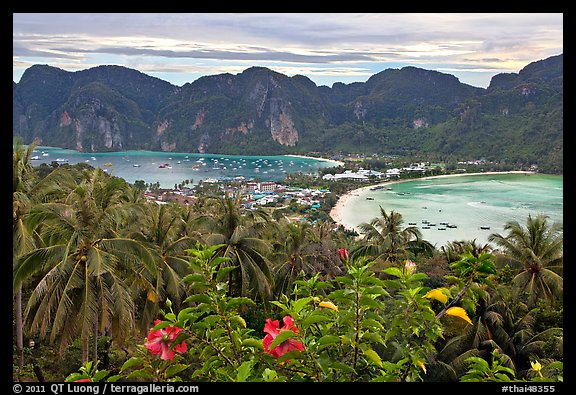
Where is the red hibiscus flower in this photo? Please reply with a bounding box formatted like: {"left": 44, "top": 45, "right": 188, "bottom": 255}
{"left": 144, "top": 319, "right": 188, "bottom": 361}
{"left": 337, "top": 248, "right": 349, "bottom": 262}
{"left": 262, "top": 315, "right": 304, "bottom": 357}
{"left": 74, "top": 378, "right": 92, "bottom": 382}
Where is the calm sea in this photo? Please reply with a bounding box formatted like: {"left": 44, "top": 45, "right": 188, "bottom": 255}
{"left": 30, "top": 146, "right": 336, "bottom": 188}
{"left": 338, "top": 173, "right": 563, "bottom": 248}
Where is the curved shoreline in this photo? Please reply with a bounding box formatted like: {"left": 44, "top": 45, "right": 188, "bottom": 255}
{"left": 329, "top": 171, "right": 537, "bottom": 229}
{"left": 284, "top": 154, "right": 345, "bottom": 167}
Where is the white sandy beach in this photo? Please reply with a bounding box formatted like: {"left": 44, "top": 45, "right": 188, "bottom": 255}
{"left": 329, "top": 171, "right": 536, "bottom": 228}
{"left": 284, "top": 154, "right": 345, "bottom": 167}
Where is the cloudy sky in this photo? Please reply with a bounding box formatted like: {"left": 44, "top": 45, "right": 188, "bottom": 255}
{"left": 13, "top": 13, "right": 563, "bottom": 88}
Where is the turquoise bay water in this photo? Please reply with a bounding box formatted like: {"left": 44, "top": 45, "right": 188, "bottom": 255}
{"left": 339, "top": 173, "right": 563, "bottom": 248}
{"left": 30, "top": 146, "right": 336, "bottom": 188}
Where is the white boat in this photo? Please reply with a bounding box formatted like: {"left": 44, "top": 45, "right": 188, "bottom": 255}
{"left": 31, "top": 155, "right": 41, "bottom": 160}
{"left": 133, "top": 164, "right": 141, "bottom": 167}
{"left": 55, "top": 158, "right": 69, "bottom": 163}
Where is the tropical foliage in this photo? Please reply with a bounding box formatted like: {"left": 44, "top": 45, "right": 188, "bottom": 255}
{"left": 13, "top": 145, "right": 562, "bottom": 382}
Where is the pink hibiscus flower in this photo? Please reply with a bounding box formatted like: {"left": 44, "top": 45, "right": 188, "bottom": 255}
{"left": 405, "top": 259, "right": 417, "bottom": 274}
{"left": 144, "top": 319, "right": 188, "bottom": 361}
{"left": 262, "top": 315, "right": 304, "bottom": 357}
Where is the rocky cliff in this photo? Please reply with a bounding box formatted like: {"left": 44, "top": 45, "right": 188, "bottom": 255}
{"left": 13, "top": 55, "right": 563, "bottom": 172}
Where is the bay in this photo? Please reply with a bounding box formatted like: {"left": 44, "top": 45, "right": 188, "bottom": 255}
{"left": 337, "top": 173, "right": 563, "bottom": 248}
{"left": 30, "top": 146, "right": 340, "bottom": 188}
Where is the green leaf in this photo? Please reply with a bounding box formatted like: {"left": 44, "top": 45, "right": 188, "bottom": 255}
{"left": 361, "top": 318, "right": 384, "bottom": 331}
{"left": 292, "top": 297, "right": 312, "bottom": 313}
{"left": 226, "top": 297, "right": 255, "bottom": 309}
{"left": 411, "top": 273, "right": 429, "bottom": 282}
{"left": 317, "top": 334, "right": 340, "bottom": 350}
{"left": 363, "top": 348, "right": 383, "bottom": 368}
{"left": 302, "top": 312, "right": 331, "bottom": 328}
{"left": 152, "top": 321, "right": 172, "bottom": 331}
{"left": 106, "top": 375, "right": 122, "bottom": 382}
{"left": 382, "top": 267, "right": 403, "bottom": 278}
{"left": 216, "top": 265, "right": 237, "bottom": 282}
{"left": 270, "top": 301, "right": 288, "bottom": 311}
{"left": 165, "top": 364, "right": 189, "bottom": 379}
{"left": 276, "top": 349, "right": 304, "bottom": 362}
{"left": 262, "top": 368, "right": 278, "bottom": 382}
{"left": 168, "top": 332, "right": 189, "bottom": 351}
{"left": 327, "top": 361, "right": 357, "bottom": 374}
{"left": 242, "top": 338, "right": 264, "bottom": 351}
{"left": 361, "top": 332, "right": 386, "bottom": 346}
{"left": 127, "top": 368, "right": 154, "bottom": 380}
{"left": 120, "top": 357, "right": 144, "bottom": 373}
{"left": 64, "top": 373, "right": 84, "bottom": 382}
{"left": 182, "top": 274, "right": 206, "bottom": 283}
{"left": 92, "top": 370, "right": 110, "bottom": 382}
{"left": 229, "top": 314, "right": 246, "bottom": 328}
{"left": 177, "top": 307, "right": 195, "bottom": 321}
{"left": 236, "top": 360, "right": 253, "bottom": 382}
{"left": 164, "top": 312, "right": 177, "bottom": 322}
{"left": 318, "top": 334, "right": 340, "bottom": 346}
{"left": 202, "top": 314, "right": 221, "bottom": 326}
{"left": 268, "top": 329, "right": 296, "bottom": 350}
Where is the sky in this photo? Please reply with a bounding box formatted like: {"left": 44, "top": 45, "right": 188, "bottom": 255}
{"left": 13, "top": 13, "right": 563, "bottom": 89}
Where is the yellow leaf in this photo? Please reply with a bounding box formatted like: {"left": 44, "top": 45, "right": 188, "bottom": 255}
{"left": 319, "top": 301, "right": 339, "bottom": 312}
{"left": 445, "top": 307, "right": 472, "bottom": 325}
{"left": 424, "top": 289, "right": 448, "bottom": 304}
{"left": 147, "top": 290, "right": 157, "bottom": 303}
{"left": 417, "top": 360, "right": 427, "bottom": 374}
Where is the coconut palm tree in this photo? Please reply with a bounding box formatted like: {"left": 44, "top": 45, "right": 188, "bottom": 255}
{"left": 13, "top": 139, "right": 40, "bottom": 369}
{"left": 193, "top": 194, "right": 274, "bottom": 301}
{"left": 271, "top": 221, "right": 315, "bottom": 298}
{"left": 13, "top": 167, "right": 157, "bottom": 365}
{"left": 352, "top": 206, "right": 422, "bottom": 266}
{"left": 124, "top": 202, "right": 199, "bottom": 326}
{"left": 437, "top": 286, "right": 562, "bottom": 380}
{"left": 441, "top": 239, "right": 493, "bottom": 264}
{"left": 488, "top": 214, "right": 563, "bottom": 308}
{"left": 13, "top": 139, "right": 73, "bottom": 369}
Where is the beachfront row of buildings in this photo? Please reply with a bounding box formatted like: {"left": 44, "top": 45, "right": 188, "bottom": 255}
{"left": 144, "top": 180, "right": 328, "bottom": 210}
{"left": 321, "top": 163, "right": 428, "bottom": 181}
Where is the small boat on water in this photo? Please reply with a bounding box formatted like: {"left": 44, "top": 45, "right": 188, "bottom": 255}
{"left": 158, "top": 163, "right": 172, "bottom": 169}
{"left": 480, "top": 226, "right": 491, "bottom": 230}
{"left": 103, "top": 162, "right": 113, "bottom": 166}
{"left": 366, "top": 197, "right": 374, "bottom": 200}
{"left": 55, "top": 158, "right": 69, "bottom": 163}
{"left": 133, "top": 164, "right": 141, "bottom": 167}
{"left": 31, "top": 155, "right": 41, "bottom": 160}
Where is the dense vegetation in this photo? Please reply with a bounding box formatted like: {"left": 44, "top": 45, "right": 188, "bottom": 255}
{"left": 13, "top": 141, "right": 563, "bottom": 382}
{"left": 13, "top": 55, "right": 563, "bottom": 173}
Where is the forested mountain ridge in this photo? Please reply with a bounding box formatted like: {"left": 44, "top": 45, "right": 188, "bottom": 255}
{"left": 13, "top": 54, "right": 563, "bottom": 172}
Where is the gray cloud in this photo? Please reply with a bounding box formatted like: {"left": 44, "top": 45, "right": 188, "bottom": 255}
{"left": 13, "top": 13, "right": 563, "bottom": 88}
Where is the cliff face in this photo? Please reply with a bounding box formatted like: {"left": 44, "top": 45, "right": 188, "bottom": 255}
{"left": 13, "top": 55, "right": 563, "bottom": 171}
